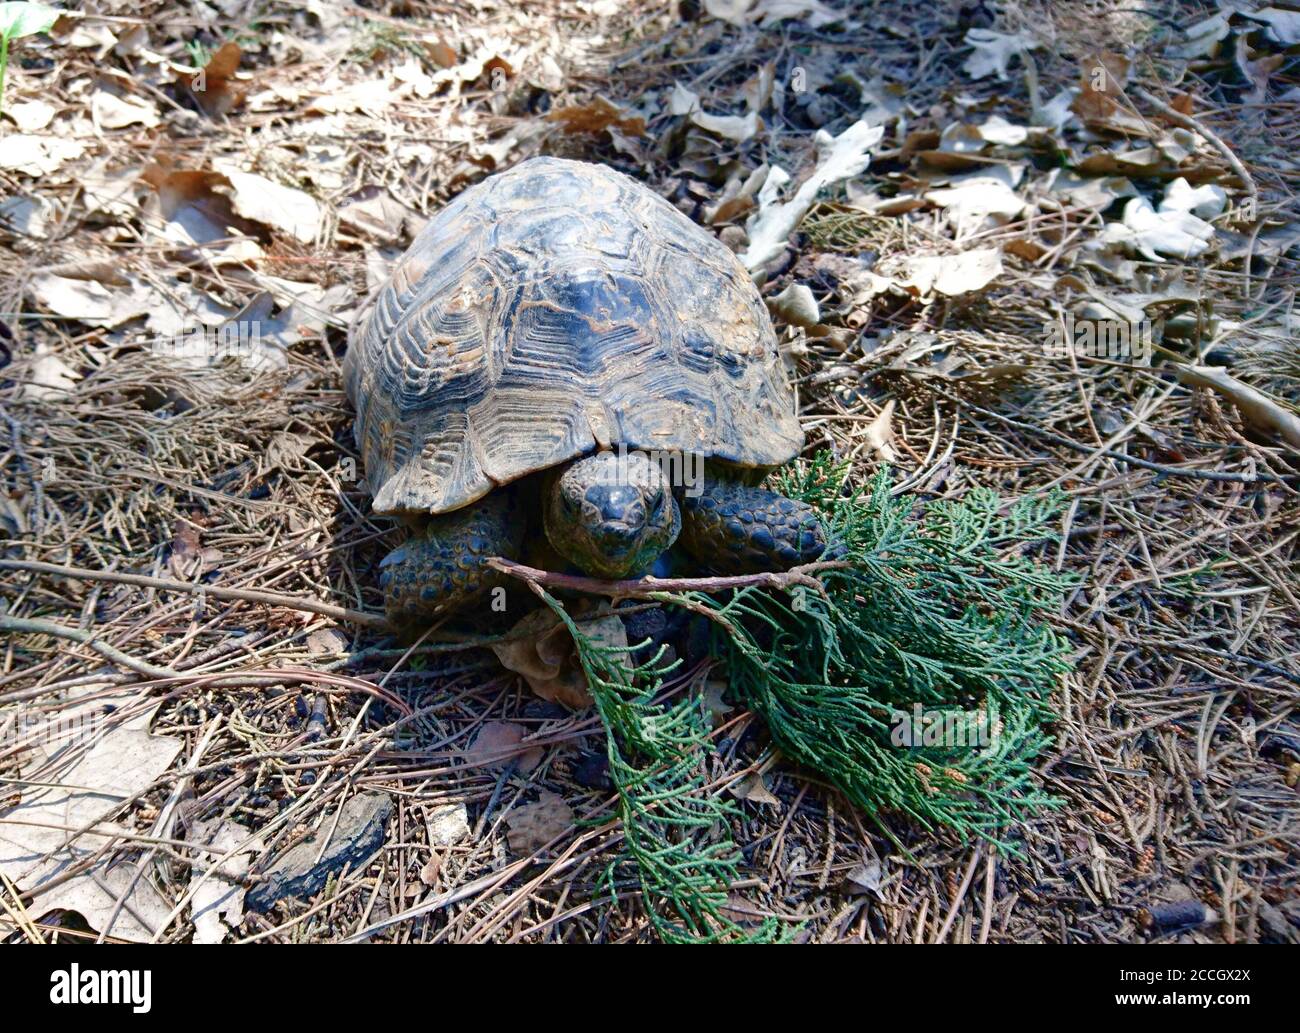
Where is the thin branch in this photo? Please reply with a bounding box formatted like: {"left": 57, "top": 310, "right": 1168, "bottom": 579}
{"left": 0, "top": 559, "right": 391, "bottom": 629}
{"left": 0, "top": 613, "right": 179, "bottom": 680}
{"left": 488, "top": 556, "right": 850, "bottom": 599}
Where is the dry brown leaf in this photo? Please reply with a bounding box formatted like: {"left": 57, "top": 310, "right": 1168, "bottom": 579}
{"left": 893, "top": 248, "right": 1004, "bottom": 299}
{"left": 729, "top": 772, "right": 781, "bottom": 806}
{"left": 1070, "top": 52, "right": 1146, "bottom": 134}
{"left": 465, "top": 721, "right": 543, "bottom": 772}
{"left": 0, "top": 134, "right": 85, "bottom": 176}
{"left": 669, "top": 82, "right": 760, "bottom": 143}
{"left": 338, "top": 186, "right": 418, "bottom": 245}
{"left": 140, "top": 163, "right": 265, "bottom": 262}
{"left": 1236, "top": 34, "right": 1284, "bottom": 106}
{"left": 505, "top": 790, "right": 574, "bottom": 854}
{"left": 82, "top": 162, "right": 145, "bottom": 219}
{"left": 547, "top": 96, "right": 646, "bottom": 137}
{"left": 0, "top": 195, "right": 51, "bottom": 239}
{"left": 6, "top": 99, "right": 56, "bottom": 131}
{"left": 92, "top": 89, "right": 160, "bottom": 129}
{"left": 490, "top": 608, "right": 626, "bottom": 709}
{"left": 169, "top": 519, "right": 222, "bottom": 578}
{"left": 182, "top": 41, "right": 246, "bottom": 117}
{"left": 306, "top": 627, "right": 350, "bottom": 655}
{"left": 864, "top": 399, "right": 899, "bottom": 462}
{"left": 217, "top": 166, "right": 323, "bottom": 244}
{"left": 426, "top": 39, "right": 458, "bottom": 68}
{"left": 20, "top": 345, "right": 79, "bottom": 402}
{"left": 27, "top": 272, "right": 159, "bottom": 327}
{"left": 0, "top": 723, "right": 184, "bottom": 941}
{"left": 768, "top": 282, "right": 820, "bottom": 327}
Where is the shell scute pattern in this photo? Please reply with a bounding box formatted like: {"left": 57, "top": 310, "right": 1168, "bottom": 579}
{"left": 345, "top": 157, "right": 802, "bottom": 516}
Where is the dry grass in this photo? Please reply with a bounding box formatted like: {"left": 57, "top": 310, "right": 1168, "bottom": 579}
{"left": 1, "top": 0, "right": 1297, "bottom": 943}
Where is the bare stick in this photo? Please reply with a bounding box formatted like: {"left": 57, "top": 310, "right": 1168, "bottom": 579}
{"left": 0, "top": 559, "right": 390, "bottom": 629}
{"left": 1134, "top": 87, "right": 1257, "bottom": 201}
{"left": 0, "top": 613, "right": 179, "bottom": 679}
{"left": 488, "top": 556, "right": 850, "bottom": 599}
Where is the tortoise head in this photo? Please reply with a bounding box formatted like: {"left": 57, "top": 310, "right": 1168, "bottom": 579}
{"left": 543, "top": 451, "right": 680, "bottom": 579}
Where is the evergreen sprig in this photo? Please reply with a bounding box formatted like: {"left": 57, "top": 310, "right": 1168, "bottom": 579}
{"left": 547, "top": 456, "right": 1075, "bottom": 938}
{"left": 540, "top": 591, "right": 781, "bottom": 943}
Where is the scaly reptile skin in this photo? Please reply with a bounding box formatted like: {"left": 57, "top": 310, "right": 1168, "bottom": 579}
{"left": 678, "top": 480, "right": 825, "bottom": 575}
{"left": 379, "top": 491, "right": 523, "bottom": 620}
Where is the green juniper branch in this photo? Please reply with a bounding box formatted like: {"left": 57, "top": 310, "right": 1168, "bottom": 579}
{"left": 535, "top": 454, "right": 1075, "bottom": 939}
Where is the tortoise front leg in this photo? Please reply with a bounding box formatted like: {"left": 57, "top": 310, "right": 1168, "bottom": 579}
{"left": 380, "top": 492, "right": 523, "bottom": 621}
{"left": 678, "top": 476, "right": 826, "bottom": 575}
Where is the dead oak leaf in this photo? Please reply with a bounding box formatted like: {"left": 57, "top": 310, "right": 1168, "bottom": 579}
{"left": 181, "top": 41, "right": 245, "bottom": 118}
{"left": 215, "top": 166, "right": 323, "bottom": 244}
{"left": 140, "top": 163, "right": 265, "bottom": 263}
{"left": 92, "top": 89, "right": 160, "bottom": 129}
{"left": 0, "top": 134, "right": 85, "bottom": 176}
{"left": 547, "top": 97, "right": 646, "bottom": 137}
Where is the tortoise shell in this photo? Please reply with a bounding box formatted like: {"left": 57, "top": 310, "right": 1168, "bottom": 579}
{"left": 344, "top": 156, "right": 803, "bottom": 516}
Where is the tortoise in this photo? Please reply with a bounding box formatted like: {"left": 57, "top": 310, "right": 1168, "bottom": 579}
{"left": 344, "top": 156, "right": 826, "bottom": 621}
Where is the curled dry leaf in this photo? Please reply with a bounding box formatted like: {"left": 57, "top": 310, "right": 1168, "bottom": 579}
{"left": 1235, "top": 34, "right": 1283, "bottom": 106}
{"left": 864, "top": 399, "right": 898, "bottom": 462}
{"left": 924, "top": 165, "right": 1026, "bottom": 235}
{"left": 1101, "top": 196, "right": 1214, "bottom": 261}
{"left": 1071, "top": 52, "right": 1148, "bottom": 135}
{"left": 1166, "top": 12, "right": 1230, "bottom": 59}
{"left": 846, "top": 859, "right": 885, "bottom": 896}
{"left": 181, "top": 41, "right": 245, "bottom": 118}
{"left": 140, "top": 163, "right": 264, "bottom": 263}
{"left": 768, "top": 282, "right": 820, "bottom": 327}
{"left": 490, "top": 607, "right": 627, "bottom": 709}
{"left": 740, "top": 120, "right": 883, "bottom": 269}
{"left": 670, "top": 82, "right": 759, "bottom": 143}
{"left": 1160, "top": 177, "right": 1227, "bottom": 220}
{"left": 1250, "top": 7, "right": 1300, "bottom": 45}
